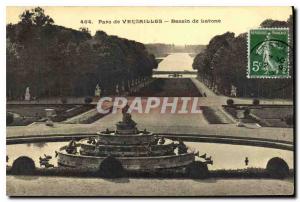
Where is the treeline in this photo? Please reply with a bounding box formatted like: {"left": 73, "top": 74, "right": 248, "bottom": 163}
{"left": 184, "top": 45, "right": 206, "bottom": 54}
{"left": 145, "top": 43, "right": 176, "bottom": 57}
{"left": 193, "top": 16, "right": 293, "bottom": 99}
{"left": 145, "top": 43, "right": 205, "bottom": 57}
{"left": 7, "top": 7, "right": 157, "bottom": 99}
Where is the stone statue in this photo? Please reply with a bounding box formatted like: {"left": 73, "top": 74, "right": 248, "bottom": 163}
{"left": 115, "top": 104, "right": 137, "bottom": 134}
{"left": 115, "top": 84, "right": 119, "bottom": 95}
{"left": 178, "top": 140, "right": 188, "bottom": 154}
{"left": 121, "top": 104, "right": 136, "bottom": 127}
{"left": 230, "top": 85, "right": 237, "bottom": 97}
{"left": 25, "top": 87, "right": 30, "bottom": 101}
{"left": 95, "top": 84, "right": 101, "bottom": 97}
{"left": 66, "top": 139, "right": 77, "bottom": 154}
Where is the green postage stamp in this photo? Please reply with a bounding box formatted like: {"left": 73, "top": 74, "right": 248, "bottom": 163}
{"left": 248, "top": 28, "right": 290, "bottom": 78}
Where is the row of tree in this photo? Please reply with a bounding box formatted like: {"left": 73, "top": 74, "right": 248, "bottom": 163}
{"left": 193, "top": 16, "right": 293, "bottom": 99}
{"left": 7, "top": 7, "right": 157, "bottom": 99}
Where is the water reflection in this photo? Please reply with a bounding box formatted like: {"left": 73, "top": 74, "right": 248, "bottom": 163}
{"left": 155, "top": 53, "right": 197, "bottom": 78}
{"left": 157, "top": 53, "right": 194, "bottom": 71}
{"left": 7, "top": 142, "right": 67, "bottom": 167}
{"left": 185, "top": 142, "right": 293, "bottom": 170}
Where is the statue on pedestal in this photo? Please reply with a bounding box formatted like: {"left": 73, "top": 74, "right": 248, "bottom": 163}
{"left": 25, "top": 87, "right": 30, "bottom": 101}
{"left": 116, "top": 104, "right": 137, "bottom": 133}
{"left": 115, "top": 84, "right": 119, "bottom": 95}
{"left": 95, "top": 84, "right": 101, "bottom": 97}
{"left": 230, "top": 85, "right": 237, "bottom": 97}
{"left": 121, "top": 104, "right": 136, "bottom": 126}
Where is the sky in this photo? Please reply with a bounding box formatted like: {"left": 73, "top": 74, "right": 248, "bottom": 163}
{"left": 6, "top": 6, "right": 292, "bottom": 45}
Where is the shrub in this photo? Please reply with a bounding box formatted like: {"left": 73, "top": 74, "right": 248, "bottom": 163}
{"left": 226, "top": 99, "right": 234, "bottom": 106}
{"left": 11, "top": 156, "right": 36, "bottom": 175}
{"left": 185, "top": 161, "right": 209, "bottom": 179}
{"left": 6, "top": 113, "right": 14, "bottom": 125}
{"left": 253, "top": 99, "right": 260, "bottom": 105}
{"left": 60, "top": 97, "right": 67, "bottom": 104}
{"left": 243, "top": 108, "right": 250, "bottom": 117}
{"left": 84, "top": 96, "right": 93, "bottom": 104}
{"left": 98, "top": 156, "right": 126, "bottom": 178}
{"left": 266, "top": 157, "right": 289, "bottom": 179}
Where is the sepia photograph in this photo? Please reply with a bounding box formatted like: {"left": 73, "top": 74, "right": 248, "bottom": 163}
{"left": 5, "top": 6, "right": 295, "bottom": 196}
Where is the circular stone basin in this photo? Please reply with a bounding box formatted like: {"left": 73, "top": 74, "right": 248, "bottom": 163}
{"left": 79, "top": 138, "right": 176, "bottom": 157}
{"left": 6, "top": 141, "right": 293, "bottom": 170}
{"left": 96, "top": 132, "right": 154, "bottom": 145}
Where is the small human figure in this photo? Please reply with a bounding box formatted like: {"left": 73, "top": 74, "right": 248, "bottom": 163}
{"left": 245, "top": 157, "right": 249, "bottom": 166}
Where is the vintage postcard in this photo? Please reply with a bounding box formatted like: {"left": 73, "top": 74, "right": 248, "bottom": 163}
{"left": 6, "top": 6, "right": 294, "bottom": 196}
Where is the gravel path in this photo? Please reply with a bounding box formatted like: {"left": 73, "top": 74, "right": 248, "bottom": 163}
{"left": 6, "top": 176, "right": 294, "bottom": 196}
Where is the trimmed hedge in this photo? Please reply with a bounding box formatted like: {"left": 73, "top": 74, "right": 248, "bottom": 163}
{"left": 84, "top": 97, "right": 93, "bottom": 104}
{"left": 253, "top": 99, "right": 260, "bottom": 105}
{"left": 11, "top": 156, "right": 35, "bottom": 175}
{"left": 266, "top": 157, "right": 289, "bottom": 179}
{"left": 226, "top": 99, "right": 234, "bottom": 106}
{"left": 6, "top": 113, "right": 14, "bottom": 125}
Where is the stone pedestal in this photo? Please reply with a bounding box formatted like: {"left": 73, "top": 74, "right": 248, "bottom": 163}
{"left": 45, "top": 108, "right": 55, "bottom": 126}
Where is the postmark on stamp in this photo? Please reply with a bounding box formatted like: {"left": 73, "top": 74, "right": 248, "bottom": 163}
{"left": 247, "top": 28, "right": 290, "bottom": 78}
